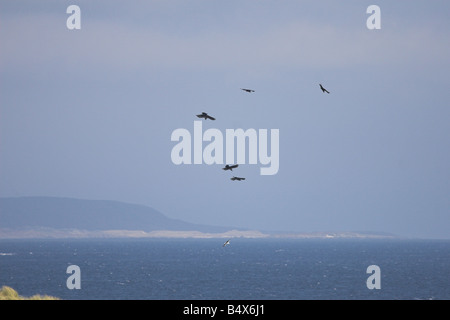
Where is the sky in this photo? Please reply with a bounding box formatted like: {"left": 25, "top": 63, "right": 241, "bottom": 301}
{"left": 1, "top": 0, "right": 449, "bottom": 238}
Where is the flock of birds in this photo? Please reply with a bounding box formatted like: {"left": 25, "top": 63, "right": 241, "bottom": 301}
{"left": 196, "top": 110, "right": 246, "bottom": 181}
{"left": 196, "top": 84, "right": 330, "bottom": 185}
{"left": 198, "top": 85, "right": 331, "bottom": 247}
{"left": 195, "top": 88, "right": 259, "bottom": 181}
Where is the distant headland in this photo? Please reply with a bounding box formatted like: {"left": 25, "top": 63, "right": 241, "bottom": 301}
{"left": 0, "top": 197, "right": 396, "bottom": 239}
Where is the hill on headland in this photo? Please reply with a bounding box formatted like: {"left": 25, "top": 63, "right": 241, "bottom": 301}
{"left": 0, "top": 197, "right": 397, "bottom": 239}
{"left": 0, "top": 196, "right": 241, "bottom": 238}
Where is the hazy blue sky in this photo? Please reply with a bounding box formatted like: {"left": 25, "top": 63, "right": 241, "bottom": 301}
{"left": 1, "top": 1, "right": 449, "bottom": 238}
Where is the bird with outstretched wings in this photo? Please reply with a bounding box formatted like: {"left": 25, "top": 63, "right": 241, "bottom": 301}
{"left": 240, "top": 88, "right": 255, "bottom": 93}
{"left": 230, "top": 176, "right": 245, "bottom": 181}
{"left": 196, "top": 112, "right": 216, "bottom": 120}
{"left": 223, "top": 164, "right": 239, "bottom": 171}
{"left": 223, "top": 239, "right": 230, "bottom": 247}
{"left": 319, "top": 84, "right": 330, "bottom": 94}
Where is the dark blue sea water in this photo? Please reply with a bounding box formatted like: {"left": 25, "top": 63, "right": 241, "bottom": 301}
{"left": 0, "top": 238, "right": 449, "bottom": 300}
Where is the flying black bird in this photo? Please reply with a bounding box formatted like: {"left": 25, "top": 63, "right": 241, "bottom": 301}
{"left": 223, "top": 239, "right": 230, "bottom": 247}
{"left": 319, "top": 84, "right": 330, "bottom": 94}
{"left": 230, "top": 176, "right": 245, "bottom": 181}
{"left": 240, "top": 88, "right": 255, "bottom": 93}
{"left": 223, "top": 164, "right": 239, "bottom": 171}
{"left": 196, "top": 112, "right": 216, "bottom": 120}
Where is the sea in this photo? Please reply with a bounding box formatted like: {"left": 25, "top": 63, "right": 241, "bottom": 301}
{"left": 0, "top": 238, "right": 449, "bottom": 300}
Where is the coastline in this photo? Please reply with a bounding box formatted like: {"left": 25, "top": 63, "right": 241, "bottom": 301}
{"left": 0, "top": 228, "right": 397, "bottom": 240}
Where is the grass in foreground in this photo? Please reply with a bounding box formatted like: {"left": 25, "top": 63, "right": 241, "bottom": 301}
{"left": 0, "top": 286, "right": 60, "bottom": 300}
